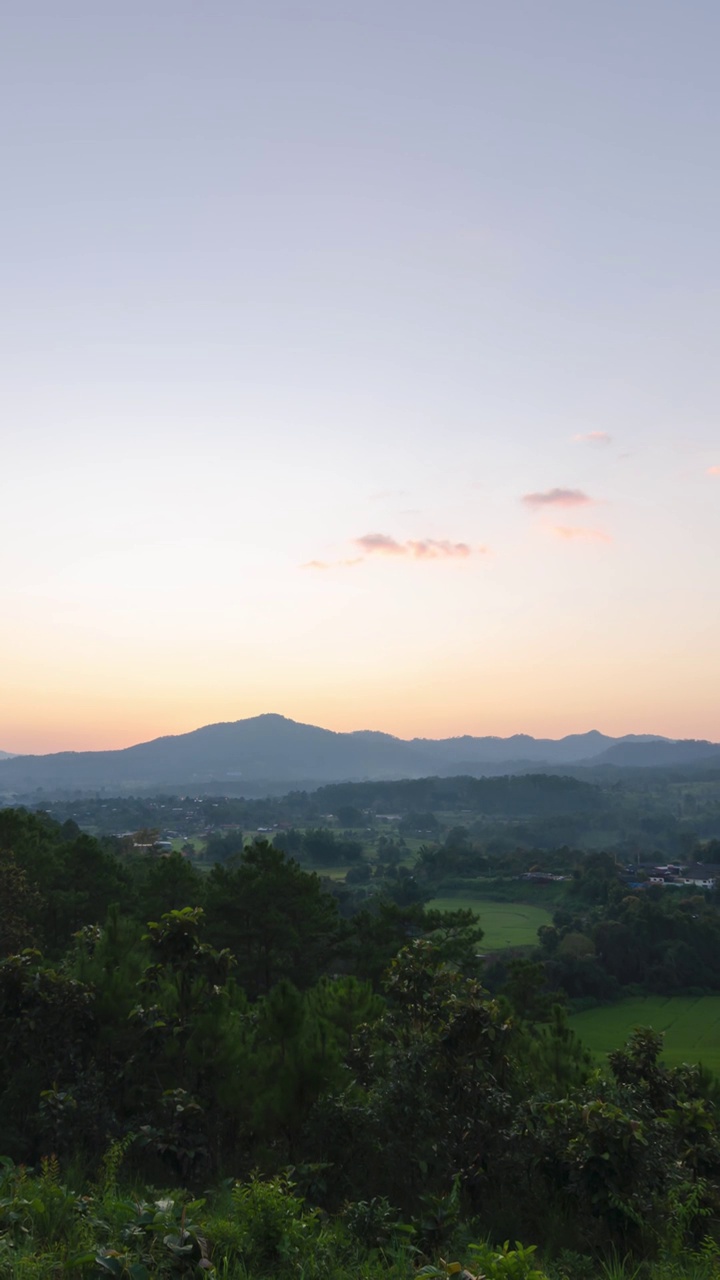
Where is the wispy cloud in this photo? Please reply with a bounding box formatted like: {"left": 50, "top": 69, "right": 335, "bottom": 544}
{"left": 356, "top": 533, "right": 477, "bottom": 559}
{"left": 573, "top": 431, "right": 612, "bottom": 445}
{"left": 553, "top": 526, "right": 612, "bottom": 544}
{"left": 707, "top": 465, "right": 720, "bottom": 476}
{"left": 303, "top": 533, "right": 487, "bottom": 569}
{"left": 522, "top": 487, "right": 593, "bottom": 509}
{"left": 301, "top": 557, "right": 364, "bottom": 570}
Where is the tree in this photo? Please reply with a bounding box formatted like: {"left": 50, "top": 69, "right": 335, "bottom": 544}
{"left": 247, "top": 979, "right": 349, "bottom": 1160}
{"left": 0, "top": 811, "right": 133, "bottom": 955}
{"left": 0, "top": 950, "right": 97, "bottom": 1160}
{"left": 336, "top": 805, "right": 365, "bottom": 828}
{"left": 204, "top": 841, "right": 342, "bottom": 997}
{"left": 306, "top": 940, "right": 519, "bottom": 1212}
{"left": 137, "top": 850, "right": 205, "bottom": 920}
{"left": 502, "top": 958, "right": 555, "bottom": 1022}
{"left": 348, "top": 899, "right": 428, "bottom": 987}
{"left": 301, "top": 827, "right": 365, "bottom": 866}
{"left": 398, "top": 812, "right": 439, "bottom": 837}
{"left": 129, "top": 907, "right": 242, "bottom": 1176}
{"left": 41, "top": 833, "right": 132, "bottom": 953}
{"left": 0, "top": 851, "right": 44, "bottom": 955}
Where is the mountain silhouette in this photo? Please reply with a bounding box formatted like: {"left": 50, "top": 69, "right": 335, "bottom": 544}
{"left": 0, "top": 713, "right": 692, "bottom": 797}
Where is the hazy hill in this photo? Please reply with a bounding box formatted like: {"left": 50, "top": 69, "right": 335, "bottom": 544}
{"left": 0, "top": 715, "right": 424, "bottom": 795}
{"left": 587, "top": 739, "right": 720, "bottom": 768}
{"left": 407, "top": 729, "right": 666, "bottom": 766}
{"left": 0, "top": 713, "right": 697, "bottom": 798}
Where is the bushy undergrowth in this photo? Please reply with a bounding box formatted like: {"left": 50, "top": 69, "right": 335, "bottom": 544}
{"left": 3, "top": 1157, "right": 720, "bottom": 1280}
{"left": 0, "top": 1153, "right": 554, "bottom": 1280}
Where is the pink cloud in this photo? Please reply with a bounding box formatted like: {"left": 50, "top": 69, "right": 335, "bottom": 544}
{"left": 522, "top": 487, "right": 593, "bottom": 509}
{"left": 573, "top": 431, "right": 612, "bottom": 445}
{"left": 303, "top": 534, "right": 486, "bottom": 569}
{"left": 406, "top": 539, "right": 474, "bottom": 559}
{"left": 355, "top": 533, "right": 477, "bottom": 559}
{"left": 707, "top": 465, "right": 720, "bottom": 476}
{"left": 356, "top": 533, "right": 407, "bottom": 555}
{"left": 553, "top": 526, "right": 612, "bottom": 544}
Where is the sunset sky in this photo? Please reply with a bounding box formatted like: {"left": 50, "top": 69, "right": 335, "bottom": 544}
{"left": 2, "top": 1, "right": 720, "bottom": 754}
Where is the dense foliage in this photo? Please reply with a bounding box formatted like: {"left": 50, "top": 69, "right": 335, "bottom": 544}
{"left": 26, "top": 765, "right": 720, "bottom": 858}
{"left": 4, "top": 806, "right": 720, "bottom": 1276}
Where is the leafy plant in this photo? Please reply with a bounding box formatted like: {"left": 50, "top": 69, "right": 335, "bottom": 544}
{"left": 597, "top": 1252, "right": 643, "bottom": 1280}
{"left": 342, "top": 1195, "right": 413, "bottom": 1251}
{"left": 417, "top": 1176, "right": 462, "bottom": 1252}
{"left": 549, "top": 1248, "right": 596, "bottom": 1279}
{"left": 93, "top": 1194, "right": 213, "bottom": 1277}
{"left": 419, "top": 1239, "right": 548, "bottom": 1280}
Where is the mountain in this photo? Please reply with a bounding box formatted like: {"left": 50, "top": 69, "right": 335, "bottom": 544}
{"left": 585, "top": 739, "right": 720, "bottom": 768}
{"left": 406, "top": 729, "right": 665, "bottom": 766}
{"left": 0, "top": 715, "right": 423, "bottom": 795}
{"left": 0, "top": 713, "right": 694, "bottom": 798}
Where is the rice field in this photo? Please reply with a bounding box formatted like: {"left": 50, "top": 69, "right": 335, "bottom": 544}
{"left": 569, "top": 995, "right": 720, "bottom": 1073}
{"left": 426, "top": 896, "right": 553, "bottom": 950}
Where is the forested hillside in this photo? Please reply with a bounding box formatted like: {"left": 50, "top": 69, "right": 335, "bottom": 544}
{"left": 4, "top": 807, "right": 720, "bottom": 1276}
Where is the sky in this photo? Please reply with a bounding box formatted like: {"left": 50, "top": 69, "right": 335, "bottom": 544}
{"left": 2, "top": 0, "right": 720, "bottom": 753}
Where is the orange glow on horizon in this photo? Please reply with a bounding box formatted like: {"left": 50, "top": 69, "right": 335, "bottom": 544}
{"left": 4, "top": 694, "right": 718, "bottom": 756}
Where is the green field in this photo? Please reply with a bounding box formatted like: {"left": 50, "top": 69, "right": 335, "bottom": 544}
{"left": 427, "top": 896, "right": 553, "bottom": 950}
{"left": 569, "top": 996, "right": 720, "bottom": 1072}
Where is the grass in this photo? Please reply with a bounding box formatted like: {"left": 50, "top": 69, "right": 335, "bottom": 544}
{"left": 426, "top": 895, "right": 553, "bottom": 950}
{"left": 569, "top": 996, "right": 720, "bottom": 1072}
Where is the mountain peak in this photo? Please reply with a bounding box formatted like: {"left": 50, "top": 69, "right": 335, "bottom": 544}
{"left": 0, "top": 716, "right": 716, "bottom": 799}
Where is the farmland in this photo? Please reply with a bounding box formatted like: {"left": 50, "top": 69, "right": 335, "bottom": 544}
{"left": 427, "top": 895, "right": 553, "bottom": 950}
{"left": 569, "top": 995, "right": 720, "bottom": 1073}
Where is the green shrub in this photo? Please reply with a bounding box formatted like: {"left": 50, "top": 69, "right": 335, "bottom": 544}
{"left": 342, "top": 1195, "right": 413, "bottom": 1250}
{"left": 208, "top": 1173, "right": 320, "bottom": 1273}
{"left": 418, "top": 1239, "right": 549, "bottom": 1280}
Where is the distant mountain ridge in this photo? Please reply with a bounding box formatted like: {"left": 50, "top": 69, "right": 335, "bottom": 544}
{"left": 0, "top": 713, "right": 718, "bottom": 797}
